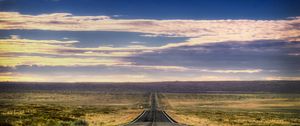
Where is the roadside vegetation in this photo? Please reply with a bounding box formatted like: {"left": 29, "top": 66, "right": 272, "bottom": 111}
{"left": 0, "top": 91, "right": 146, "bottom": 126}
{"left": 162, "top": 93, "right": 300, "bottom": 126}
{"left": 1, "top": 82, "right": 299, "bottom": 126}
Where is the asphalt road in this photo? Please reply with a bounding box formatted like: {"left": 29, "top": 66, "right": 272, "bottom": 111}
{"left": 127, "top": 93, "right": 181, "bottom": 126}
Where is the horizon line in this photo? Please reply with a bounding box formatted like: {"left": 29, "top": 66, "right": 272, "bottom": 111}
{"left": 0, "top": 80, "right": 299, "bottom": 84}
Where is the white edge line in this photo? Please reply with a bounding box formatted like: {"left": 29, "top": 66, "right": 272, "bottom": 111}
{"left": 152, "top": 110, "right": 156, "bottom": 126}
{"left": 129, "top": 110, "right": 146, "bottom": 124}
{"left": 162, "top": 111, "right": 176, "bottom": 124}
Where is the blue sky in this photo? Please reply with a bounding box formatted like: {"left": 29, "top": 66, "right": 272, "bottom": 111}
{"left": 0, "top": 0, "right": 299, "bottom": 82}
{"left": 1, "top": 0, "right": 300, "bottom": 19}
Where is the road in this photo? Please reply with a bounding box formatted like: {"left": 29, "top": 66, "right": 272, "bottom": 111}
{"left": 127, "top": 93, "right": 182, "bottom": 126}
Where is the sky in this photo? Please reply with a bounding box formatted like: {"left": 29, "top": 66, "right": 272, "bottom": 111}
{"left": 0, "top": 0, "right": 300, "bottom": 82}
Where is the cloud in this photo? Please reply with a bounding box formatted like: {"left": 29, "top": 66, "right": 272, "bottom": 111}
{"left": 0, "top": 12, "right": 299, "bottom": 81}
{"left": 0, "top": 71, "right": 250, "bottom": 82}
{"left": 1, "top": 71, "right": 298, "bottom": 82}
{"left": 130, "top": 41, "right": 144, "bottom": 44}
{"left": 0, "top": 36, "right": 198, "bottom": 71}
{"left": 0, "top": 72, "right": 48, "bottom": 82}
{"left": 120, "top": 65, "right": 189, "bottom": 71}
{"left": 0, "top": 37, "right": 77, "bottom": 55}
{"left": 0, "top": 36, "right": 154, "bottom": 57}
{"left": 0, "top": 61, "right": 289, "bottom": 82}
{"left": 265, "top": 76, "right": 300, "bottom": 81}
{"left": 0, "top": 12, "right": 299, "bottom": 48}
{"left": 1, "top": 36, "right": 296, "bottom": 78}
{"left": 183, "top": 76, "right": 242, "bottom": 81}
{"left": 10, "top": 35, "right": 20, "bottom": 39}
{"left": 288, "top": 53, "right": 300, "bottom": 56}
{"left": 129, "top": 40, "right": 300, "bottom": 72}
{"left": 0, "top": 55, "right": 130, "bottom": 67}
{"left": 0, "top": 36, "right": 201, "bottom": 71}
{"left": 0, "top": 72, "right": 149, "bottom": 82}
{"left": 200, "top": 69, "right": 262, "bottom": 73}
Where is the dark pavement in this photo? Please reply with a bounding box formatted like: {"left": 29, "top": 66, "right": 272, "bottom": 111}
{"left": 126, "top": 93, "right": 182, "bottom": 126}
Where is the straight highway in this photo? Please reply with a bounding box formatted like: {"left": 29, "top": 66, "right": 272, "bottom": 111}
{"left": 127, "top": 93, "right": 182, "bottom": 126}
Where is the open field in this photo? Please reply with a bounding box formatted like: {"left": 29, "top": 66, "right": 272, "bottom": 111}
{"left": 0, "top": 81, "right": 299, "bottom": 126}
{"left": 162, "top": 93, "right": 300, "bottom": 126}
{"left": 0, "top": 91, "right": 147, "bottom": 126}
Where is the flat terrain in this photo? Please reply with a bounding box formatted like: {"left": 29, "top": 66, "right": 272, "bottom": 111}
{"left": 162, "top": 93, "right": 300, "bottom": 126}
{"left": 0, "top": 91, "right": 146, "bottom": 126}
{"left": 0, "top": 81, "right": 299, "bottom": 126}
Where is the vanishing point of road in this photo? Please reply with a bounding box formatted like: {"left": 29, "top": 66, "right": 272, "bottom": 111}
{"left": 126, "top": 93, "right": 182, "bottom": 126}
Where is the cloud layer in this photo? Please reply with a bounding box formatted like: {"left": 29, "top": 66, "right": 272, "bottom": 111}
{"left": 0, "top": 12, "right": 300, "bottom": 81}
{"left": 0, "top": 12, "right": 299, "bottom": 48}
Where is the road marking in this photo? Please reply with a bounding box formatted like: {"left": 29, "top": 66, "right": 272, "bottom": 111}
{"left": 129, "top": 110, "right": 146, "bottom": 124}
{"left": 152, "top": 110, "right": 156, "bottom": 126}
{"left": 155, "top": 93, "right": 159, "bottom": 108}
{"left": 162, "top": 111, "right": 176, "bottom": 124}
{"left": 152, "top": 93, "right": 156, "bottom": 126}
{"left": 127, "top": 92, "right": 179, "bottom": 126}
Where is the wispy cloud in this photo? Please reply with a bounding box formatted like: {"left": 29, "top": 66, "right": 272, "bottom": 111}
{"left": 0, "top": 72, "right": 251, "bottom": 82}
{"left": 120, "top": 65, "right": 189, "bottom": 71}
{"left": 0, "top": 36, "right": 78, "bottom": 55}
{"left": 288, "top": 53, "right": 300, "bottom": 56}
{"left": 0, "top": 36, "right": 199, "bottom": 71}
{"left": 0, "top": 36, "right": 152, "bottom": 57}
{"left": 0, "top": 65, "right": 289, "bottom": 82}
{"left": 265, "top": 76, "right": 300, "bottom": 81}
{"left": 0, "top": 12, "right": 299, "bottom": 82}
{"left": 0, "top": 36, "right": 282, "bottom": 74}
{"left": 0, "top": 37, "right": 132, "bottom": 68}
{"left": 200, "top": 69, "right": 262, "bottom": 73}
{"left": 0, "top": 12, "right": 299, "bottom": 48}
{"left": 0, "top": 72, "right": 149, "bottom": 82}
{"left": 0, "top": 72, "right": 48, "bottom": 82}
{"left": 0, "top": 55, "right": 130, "bottom": 67}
